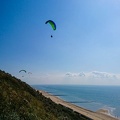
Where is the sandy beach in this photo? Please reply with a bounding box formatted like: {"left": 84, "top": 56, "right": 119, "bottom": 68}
{"left": 38, "top": 90, "right": 119, "bottom": 120}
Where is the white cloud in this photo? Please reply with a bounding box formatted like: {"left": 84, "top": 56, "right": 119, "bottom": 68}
{"left": 65, "top": 71, "right": 120, "bottom": 80}
{"left": 64, "top": 71, "right": 120, "bottom": 85}
{"left": 65, "top": 72, "right": 85, "bottom": 77}
{"left": 89, "top": 71, "right": 120, "bottom": 80}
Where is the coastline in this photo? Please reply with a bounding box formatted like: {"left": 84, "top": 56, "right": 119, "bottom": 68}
{"left": 38, "top": 90, "right": 119, "bottom": 120}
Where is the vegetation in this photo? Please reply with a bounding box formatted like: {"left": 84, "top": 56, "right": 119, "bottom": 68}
{"left": 0, "top": 70, "right": 92, "bottom": 120}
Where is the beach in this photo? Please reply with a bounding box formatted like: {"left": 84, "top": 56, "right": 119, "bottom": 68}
{"left": 38, "top": 90, "right": 119, "bottom": 120}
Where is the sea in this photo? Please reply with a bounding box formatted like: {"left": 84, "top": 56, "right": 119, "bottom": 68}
{"left": 32, "top": 85, "right": 120, "bottom": 118}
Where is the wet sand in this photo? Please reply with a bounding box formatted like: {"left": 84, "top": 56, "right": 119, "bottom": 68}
{"left": 96, "top": 109, "right": 111, "bottom": 116}
{"left": 38, "top": 90, "right": 119, "bottom": 120}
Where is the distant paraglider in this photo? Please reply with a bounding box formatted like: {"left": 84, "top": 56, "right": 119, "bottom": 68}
{"left": 28, "top": 72, "right": 32, "bottom": 74}
{"left": 19, "top": 70, "right": 26, "bottom": 77}
{"left": 45, "top": 20, "right": 56, "bottom": 37}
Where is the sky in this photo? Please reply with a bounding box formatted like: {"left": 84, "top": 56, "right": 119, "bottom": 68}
{"left": 1, "top": 0, "right": 120, "bottom": 85}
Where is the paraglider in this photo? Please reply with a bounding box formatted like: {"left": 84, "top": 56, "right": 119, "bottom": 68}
{"left": 45, "top": 20, "right": 56, "bottom": 37}
{"left": 19, "top": 70, "right": 26, "bottom": 77}
{"left": 28, "top": 72, "right": 32, "bottom": 77}
{"left": 28, "top": 72, "right": 32, "bottom": 74}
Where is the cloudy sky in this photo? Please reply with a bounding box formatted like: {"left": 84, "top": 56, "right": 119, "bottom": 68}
{"left": 1, "top": 0, "right": 120, "bottom": 85}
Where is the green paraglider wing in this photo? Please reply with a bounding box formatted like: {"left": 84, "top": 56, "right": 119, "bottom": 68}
{"left": 19, "top": 70, "right": 26, "bottom": 73}
{"left": 45, "top": 20, "right": 56, "bottom": 30}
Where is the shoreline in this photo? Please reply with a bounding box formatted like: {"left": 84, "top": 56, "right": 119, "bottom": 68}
{"left": 96, "top": 109, "right": 112, "bottom": 116}
{"left": 38, "top": 90, "right": 119, "bottom": 120}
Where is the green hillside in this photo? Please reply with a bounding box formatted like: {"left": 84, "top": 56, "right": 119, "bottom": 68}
{"left": 0, "top": 70, "right": 92, "bottom": 120}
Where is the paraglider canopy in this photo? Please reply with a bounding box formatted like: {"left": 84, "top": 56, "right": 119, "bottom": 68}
{"left": 19, "top": 70, "right": 26, "bottom": 77}
{"left": 19, "top": 70, "right": 26, "bottom": 73}
{"left": 45, "top": 20, "right": 56, "bottom": 30}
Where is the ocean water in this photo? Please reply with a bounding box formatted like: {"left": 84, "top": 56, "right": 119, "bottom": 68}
{"left": 32, "top": 85, "right": 120, "bottom": 118}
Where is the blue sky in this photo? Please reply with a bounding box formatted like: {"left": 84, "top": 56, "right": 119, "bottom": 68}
{"left": 1, "top": 0, "right": 120, "bottom": 85}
